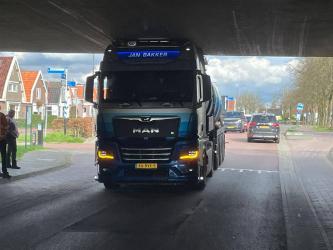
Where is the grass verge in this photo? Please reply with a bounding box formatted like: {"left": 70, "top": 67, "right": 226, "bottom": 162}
{"left": 17, "top": 145, "right": 44, "bottom": 159}
{"left": 44, "top": 132, "right": 85, "bottom": 143}
{"left": 313, "top": 126, "right": 333, "bottom": 132}
{"left": 286, "top": 126, "right": 298, "bottom": 132}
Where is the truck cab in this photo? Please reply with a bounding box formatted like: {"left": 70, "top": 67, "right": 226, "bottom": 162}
{"left": 85, "top": 39, "right": 225, "bottom": 189}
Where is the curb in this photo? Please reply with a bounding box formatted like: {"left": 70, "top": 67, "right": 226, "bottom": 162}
{"left": 0, "top": 153, "right": 72, "bottom": 184}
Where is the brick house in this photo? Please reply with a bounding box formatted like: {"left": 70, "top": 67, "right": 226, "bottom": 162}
{"left": 69, "top": 84, "right": 94, "bottom": 117}
{"left": 21, "top": 70, "right": 48, "bottom": 115}
{"left": 0, "top": 56, "right": 26, "bottom": 118}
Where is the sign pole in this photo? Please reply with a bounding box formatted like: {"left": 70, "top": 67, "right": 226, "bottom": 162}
{"left": 64, "top": 69, "right": 68, "bottom": 135}
{"left": 25, "top": 107, "right": 28, "bottom": 148}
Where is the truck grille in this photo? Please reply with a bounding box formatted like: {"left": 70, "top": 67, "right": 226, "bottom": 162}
{"left": 121, "top": 147, "right": 172, "bottom": 162}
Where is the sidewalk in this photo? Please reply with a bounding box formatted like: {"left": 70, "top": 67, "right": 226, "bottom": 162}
{"left": 279, "top": 125, "right": 333, "bottom": 249}
{"left": 0, "top": 149, "right": 72, "bottom": 183}
{"left": 44, "top": 142, "right": 94, "bottom": 153}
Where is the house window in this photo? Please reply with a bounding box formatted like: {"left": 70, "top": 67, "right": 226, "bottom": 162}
{"left": 36, "top": 88, "right": 42, "bottom": 99}
{"left": 8, "top": 82, "right": 19, "bottom": 93}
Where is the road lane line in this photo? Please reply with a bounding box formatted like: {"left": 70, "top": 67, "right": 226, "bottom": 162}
{"left": 218, "top": 168, "right": 278, "bottom": 173}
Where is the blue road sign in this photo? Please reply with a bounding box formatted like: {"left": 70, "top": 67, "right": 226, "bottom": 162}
{"left": 67, "top": 81, "right": 76, "bottom": 87}
{"left": 48, "top": 67, "right": 66, "bottom": 74}
{"left": 296, "top": 103, "right": 304, "bottom": 111}
{"left": 227, "top": 96, "right": 235, "bottom": 101}
{"left": 61, "top": 73, "right": 66, "bottom": 79}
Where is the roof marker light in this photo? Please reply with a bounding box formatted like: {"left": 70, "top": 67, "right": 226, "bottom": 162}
{"left": 127, "top": 41, "right": 136, "bottom": 47}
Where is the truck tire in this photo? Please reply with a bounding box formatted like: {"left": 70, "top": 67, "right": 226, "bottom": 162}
{"left": 207, "top": 167, "right": 213, "bottom": 177}
{"left": 213, "top": 151, "right": 219, "bottom": 170}
{"left": 221, "top": 136, "right": 225, "bottom": 163}
{"left": 103, "top": 181, "right": 120, "bottom": 190}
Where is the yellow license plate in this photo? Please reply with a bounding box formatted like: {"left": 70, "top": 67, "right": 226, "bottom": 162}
{"left": 227, "top": 126, "right": 236, "bottom": 129}
{"left": 135, "top": 163, "right": 158, "bottom": 169}
{"left": 260, "top": 126, "right": 270, "bottom": 129}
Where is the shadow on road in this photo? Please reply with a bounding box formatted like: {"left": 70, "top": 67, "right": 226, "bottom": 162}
{"left": 104, "top": 183, "right": 204, "bottom": 197}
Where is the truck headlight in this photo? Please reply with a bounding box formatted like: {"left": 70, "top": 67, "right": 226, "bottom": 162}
{"left": 97, "top": 150, "right": 114, "bottom": 160}
{"left": 179, "top": 150, "right": 199, "bottom": 160}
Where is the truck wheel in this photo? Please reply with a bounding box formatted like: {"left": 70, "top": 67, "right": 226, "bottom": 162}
{"left": 213, "top": 152, "right": 219, "bottom": 170}
{"left": 221, "top": 136, "right": 225, "bottom": 163}
{"left": 207, "top": 167, "right": 213, "bottom": 177}
{"left": 275, "top": 138, "right": 280, "bottom": 144}
{"left": 103, "top": 181, "right": 120, "bottom": 190}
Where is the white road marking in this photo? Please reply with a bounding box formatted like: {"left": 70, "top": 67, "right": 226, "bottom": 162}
{"left": 218, "top": 167, "right": 278, "bottom": 174}
{"left": 36, "top": 158, "right": 55, "bottom": 162}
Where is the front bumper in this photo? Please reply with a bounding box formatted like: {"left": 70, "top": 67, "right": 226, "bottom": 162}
{"left": 98, "top": 161, "right": 198, "bottom": 184}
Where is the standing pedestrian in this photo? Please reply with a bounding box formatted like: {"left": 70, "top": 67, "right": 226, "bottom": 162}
{"left": 0, "top": 109, "right": 9, "bottom": 178}
{"left": 6, "top": 110, "right": 20, "bottom": 170}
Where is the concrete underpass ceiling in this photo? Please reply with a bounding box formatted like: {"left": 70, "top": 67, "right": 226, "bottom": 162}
{"left": 0, "top": 0, "right": 332, "bottom": 56}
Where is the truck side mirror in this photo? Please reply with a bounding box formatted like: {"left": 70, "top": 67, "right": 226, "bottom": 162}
{"left": 85, "top": 75, "right": 96, "bottom": 103}
{"left": 202, "top": 74, "right": 212, "bottom": 102}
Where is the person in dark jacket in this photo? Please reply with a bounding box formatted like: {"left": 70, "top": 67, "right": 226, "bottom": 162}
{"left": 0, "top": 110, "right": 9, "bottom": 178}
{"left": 6, "top": 110, "right": 20, "bottom": 170}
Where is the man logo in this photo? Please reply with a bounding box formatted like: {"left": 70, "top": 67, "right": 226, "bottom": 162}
{"left": 141, "top": 117, "right": 151, "bottom": 122}
{"left": 133, "top": 128, "right": 160, "bottom": 134}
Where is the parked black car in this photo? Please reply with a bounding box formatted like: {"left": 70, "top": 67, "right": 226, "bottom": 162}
{"left": 247, "top": 114, "right": 280, "bottom": 143}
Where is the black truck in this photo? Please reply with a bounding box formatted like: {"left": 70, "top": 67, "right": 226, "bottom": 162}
{"left": 85, "top": 39, "right": 225, "bottom": 190}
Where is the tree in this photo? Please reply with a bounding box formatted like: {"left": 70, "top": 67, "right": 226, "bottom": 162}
{"left": 278, "top": 58, "right": 333, "bottom": 127}
{"left": 236, "top": 91, "right": 263, "bottom": 114}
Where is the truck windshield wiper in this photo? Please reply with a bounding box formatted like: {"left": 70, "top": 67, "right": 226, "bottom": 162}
{"left": 119, "top": 102, "right": 131, "bottom": 107}
{"left": 161, "top": 102, "right": 173, "bottom": 107}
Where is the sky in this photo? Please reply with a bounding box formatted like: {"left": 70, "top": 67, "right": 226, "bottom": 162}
{"left": 0, "top": 52, "right": 299, "bottom": 103}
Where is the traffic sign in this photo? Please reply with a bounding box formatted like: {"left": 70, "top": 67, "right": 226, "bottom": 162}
{"left": 61, "top": 73, "right": 66, "bottom": 79}
{"left": 67, "top": 81, "right": 76, "bottom": 87}
{"left": 296, "top": 103, "right": 304, "bottom": 111}
{"left": 48, "top": 67, "right": 66, "bottom": 74}
{"left": 63, "top": 106, "right": 69, "bottom": 119}
{"left": 227, "top": 96, "right": 235, "bottom": 101}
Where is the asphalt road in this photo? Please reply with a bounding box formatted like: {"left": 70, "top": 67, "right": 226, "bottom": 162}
{"left": 0, "top": 133, "right": 287, "bottom": 250}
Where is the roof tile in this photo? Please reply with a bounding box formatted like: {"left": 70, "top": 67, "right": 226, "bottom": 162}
{"left": 21, "top": 70, "right": 39, "bottom": 103}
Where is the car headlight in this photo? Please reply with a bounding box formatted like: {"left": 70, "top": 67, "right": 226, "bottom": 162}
{"left": 97, "top": 150, "right": 114, "bottom": 160}
{"left": 179, "top": 150, "right": 199, "bottom": 160}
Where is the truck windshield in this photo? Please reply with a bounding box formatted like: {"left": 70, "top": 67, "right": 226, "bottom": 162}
{"left": 102, "top": 71, "right": 194, "bottom": 104}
